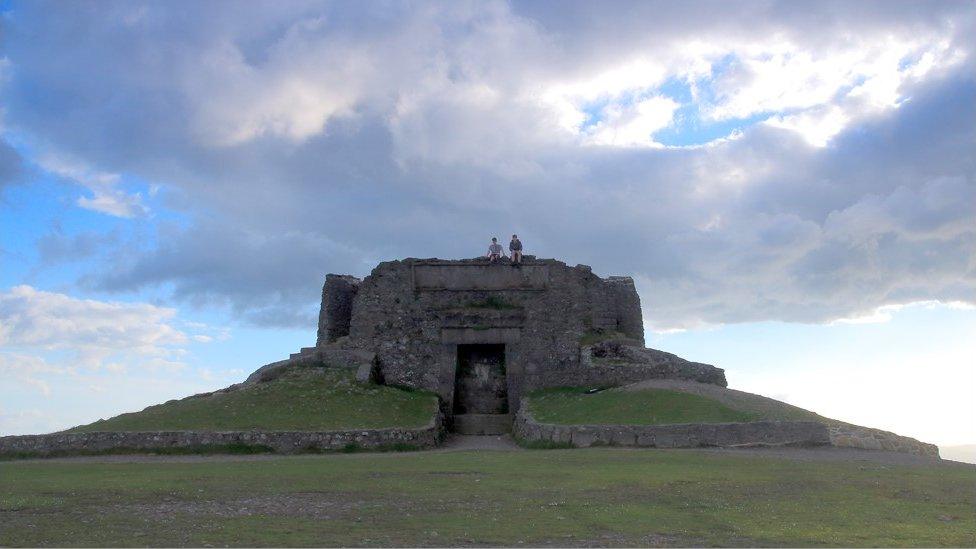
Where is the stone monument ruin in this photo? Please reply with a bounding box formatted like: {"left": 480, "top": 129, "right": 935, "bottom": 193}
{"left": 0, "top": 255, "right": 939, "bottom": 457}
{"left": 249, "top": 256, "right": 727, "bottom": 434}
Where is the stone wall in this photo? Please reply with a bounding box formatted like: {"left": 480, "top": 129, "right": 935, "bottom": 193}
{"left": 513, "top": 404, "right": 829, "bottom": 448}
{"left": 0, "top": 415, "right": 443, "bottom": 457}
{"left": 317, "top": 274, "right": 361, "bottom": 346}
{"left": 513, "top": 404, "right": 939, "bottom": 457}
{"left": 334, "top": 257, "right": 720, "bottom": 413}
{"left": 829, "top": 424, "right": 939, "bottom": 457}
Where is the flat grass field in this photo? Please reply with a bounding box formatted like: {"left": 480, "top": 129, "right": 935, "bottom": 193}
{"left": 66, "top": 369, "right": 438, "bottom": 432}
{"left": 2, "top": 449, "right": 974, "bottom": 547}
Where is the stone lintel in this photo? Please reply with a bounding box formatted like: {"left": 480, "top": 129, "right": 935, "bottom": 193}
{"left": 440, "top": 327, "right": 521, "bottom": 344}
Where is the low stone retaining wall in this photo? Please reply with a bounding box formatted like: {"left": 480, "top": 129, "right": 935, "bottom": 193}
{"left": 514, "top": 407, "right": 829, "bottom": 448}
{"left": 514, "top": 405, "right": 940, "bottom": 457}
{"left": 829, "top": 424, "right": 939, "bottom": 457}
{"left": 0, "top": 415, "right": 443, "bottom": 457}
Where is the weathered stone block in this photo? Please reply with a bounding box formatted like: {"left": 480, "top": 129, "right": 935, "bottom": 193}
{"left": 609, "top": 427, "right": 637, "bottom": 446}
{"left": 317, "top": 274, "right": 361, "bottom": 346}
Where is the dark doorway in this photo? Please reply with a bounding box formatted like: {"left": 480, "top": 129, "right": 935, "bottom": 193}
{"left": 454, "top": 344, "right": 508, "bottom": 414}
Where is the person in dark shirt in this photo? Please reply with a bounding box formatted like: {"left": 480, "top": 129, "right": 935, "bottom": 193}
{"left": 486, "top": 237, "right": 504, "bottom": 263}
{"left": 509, "top": 234, "right": 523, "bottom": 266}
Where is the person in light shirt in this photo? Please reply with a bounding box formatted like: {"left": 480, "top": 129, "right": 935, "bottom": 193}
{"left": 486, "top": 237, "right": 505, "bottom": 263}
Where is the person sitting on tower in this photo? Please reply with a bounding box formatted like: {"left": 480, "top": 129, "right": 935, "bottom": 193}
{"left": 486, "top": 237, "right": 505, "bottom": 263}
{"left": 509, "top": 234, "right": 523, "bottom": 267}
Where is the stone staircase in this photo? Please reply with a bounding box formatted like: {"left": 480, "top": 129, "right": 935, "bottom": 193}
{"left": 452, "top": 414, "right": 513, "bottom": 435}
{"left": 289, "top": 347, "right": 319, "bottom": 360}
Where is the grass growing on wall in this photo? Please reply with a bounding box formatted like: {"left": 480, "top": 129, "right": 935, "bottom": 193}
{"left": 527, "top": 387, "right": 760, "bottom": 425}
{"left": 66, "top": 368, "right": 438, "bottom": 433}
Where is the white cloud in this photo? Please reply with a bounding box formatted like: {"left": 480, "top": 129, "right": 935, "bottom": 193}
{"left": 0, "top": 354, "right": 63, "bottom": 396}
{"left": 0, "top": 286, "right": 240, "bottom": 431}
{"left": 830, "top": 303, "right": 909, "bottom": 325}
{"left": 0, "top": 286, "right": 194, "bottom": 397}
{"left": 0, "top": 285, "right": 186, "bottom": 353}
{"left": 185, "top": 37, "right": 368, "bottom": 146}
{"left": 36, "top": 152, "right": 146, "bottom": 218}
{"left": 585, "top": 96, "right": 679, "bottom": 147}
{"left": 704, "top": 35, "right": 965, "bottom": 146}
{"left": 765, "top": 105, "right": 849, "bottom": 147}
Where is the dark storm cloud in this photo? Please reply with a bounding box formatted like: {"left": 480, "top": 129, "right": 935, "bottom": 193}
{"left": 2, "top": 0, "right": 973, "bottom": 329}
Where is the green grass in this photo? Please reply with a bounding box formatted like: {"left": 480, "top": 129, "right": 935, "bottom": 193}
{"left": 529, "top": 387, "right": 761, "bottom": 425}
{"left": 1, "top": 449, "right": 973, "bottom": 546}
{"left": 65, "top": 368, "right": 438, "bottom": 433}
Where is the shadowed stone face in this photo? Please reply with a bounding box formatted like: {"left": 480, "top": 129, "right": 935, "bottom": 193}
{"left": 317, "top": 274, "right": 360, "bottom": 345}
{"left": 454, "top": 344, "right": 507, "bottom": 414}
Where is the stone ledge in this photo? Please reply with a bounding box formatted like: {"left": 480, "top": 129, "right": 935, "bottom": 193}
{"left": 0, "top": 414, "right": 443, "bottom": 458}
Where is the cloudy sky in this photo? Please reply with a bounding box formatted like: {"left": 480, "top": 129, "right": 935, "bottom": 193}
{"left": 1, "top": 1, "right": 973, "bottom": 447}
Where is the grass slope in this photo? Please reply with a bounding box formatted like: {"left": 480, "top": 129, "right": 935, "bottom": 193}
{"left": 67, "top": 368, "right": 438, "bottom": 433}
{"left": 528, "top": 386, "right": 761, "bottom": 425}
{"left": 1, "top": 449, "right": 973, "bottom": 547}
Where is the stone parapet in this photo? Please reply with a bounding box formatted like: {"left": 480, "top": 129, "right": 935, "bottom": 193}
{"left": 0, "top": 414, "right": 443, "bottom": 458}
{"left": 829, "top": 424, "right": 939, "bottom": 457}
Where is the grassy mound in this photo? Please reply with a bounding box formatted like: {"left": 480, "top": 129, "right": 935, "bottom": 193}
{"left": 67, "top": 368, "right": 438, "bottom": 433}
{"left": 528, "top": 386, "right": 760, "bottom": 425}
